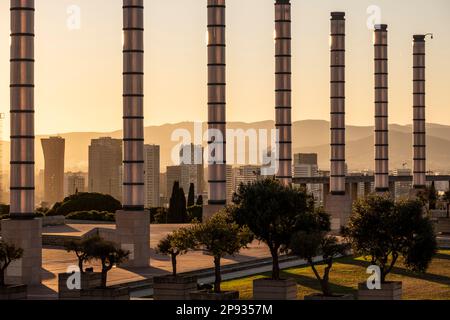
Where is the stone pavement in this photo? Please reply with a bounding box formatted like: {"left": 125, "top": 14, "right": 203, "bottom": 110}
{"left": 26, "top": 223, "right": 271, "bottom": 299}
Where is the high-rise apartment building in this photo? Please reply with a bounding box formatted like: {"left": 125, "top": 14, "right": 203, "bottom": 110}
{"left": 394, "top": 167, "right": 412, "bottom": 200}
{"left": 65, "top": 172, "right": 86, "bottom": 197}
{"left": 293, "top": 153, "right": 320, "bottom": 202}
{"left": 144, "top": 145, "right": 160, "bottom": 208}
{"left": 41, "top": 137, "right": 65, "bottom": 205}
{"left": 88, "top": 137, "right": 122, "bottom": 201}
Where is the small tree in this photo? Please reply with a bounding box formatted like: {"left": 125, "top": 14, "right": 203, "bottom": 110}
{"left": 428, "top": 182, "right": 438, "bottom": 210}
{"left": 64, "top": 235, "right": 101, "bottom": 273}
{"left": 156, "top": 227, "right": 196, "bottom": 277}
{"left": 290, "top": 210, "right": 350, "bottom": 297}
{"left": 196, "top": 195, "right": 204, "bottom": 206}
{"left": 342, "top": 195, "right": 437, "bottom": 283}
{"left": 0, "top": 240, "right": 24, "bottom": 287}
{"left": 187, "top": 183, "right": 196, "bottom": 208}
{"left": 232, "top": 179, "right": 316, "bottom": 280}
{"left": 89, "top": 239, "right": 130, "bottom": 288}
{"left": 192, "top": 210, "right": 253, "bottom": 293}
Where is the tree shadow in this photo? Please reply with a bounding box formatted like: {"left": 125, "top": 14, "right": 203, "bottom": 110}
{"left": 280, "top": 269, "right": 356, "bottom": 296}
{"left": 338, "top": 256, "right": 450, "bottom": 286}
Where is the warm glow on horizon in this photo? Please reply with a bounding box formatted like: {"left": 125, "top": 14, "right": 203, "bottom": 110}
{"left": 0, "top": 0, "right": 449, "bottom": 139}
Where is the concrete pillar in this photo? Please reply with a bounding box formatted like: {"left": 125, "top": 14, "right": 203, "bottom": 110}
{"left": 1, "top": 0, "right": 42, "bottom": 285}
{"left": 275, "top": 0, "right": 292, "bottom": 186}
{"left": 330, "top": 12, "right": 346, "bottom": 195}
{"left": 116, "top": 0, "right": 149, "bottom": 267}
{"left": 205, "top": 0, "right": 227, "bottom": 219}
{"left": 374, "top": 24, "right": 389, "bottom": 193}
{"left": 412, "top": 35, "right": 427, "bottom": 190}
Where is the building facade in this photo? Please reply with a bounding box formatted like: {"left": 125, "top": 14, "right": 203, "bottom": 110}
{"left": 88, "top": 137, "right": 122, "bottom": 201}
{"left": 41, "top": 137, "right": 65, "bottom": 205}
{"left": 144, "top": 145, "right": 160, "bottom": 208}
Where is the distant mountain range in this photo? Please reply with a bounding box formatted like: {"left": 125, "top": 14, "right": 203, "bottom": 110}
{"left": 1, "top": 120, "right": 450, "bottom": 173}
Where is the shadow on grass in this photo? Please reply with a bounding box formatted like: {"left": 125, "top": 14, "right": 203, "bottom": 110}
{"left": 338, "top": 255, "right": 450, "bottom": 286}
{"left": 280, "top": 270, "right": 356, "bottom": 296}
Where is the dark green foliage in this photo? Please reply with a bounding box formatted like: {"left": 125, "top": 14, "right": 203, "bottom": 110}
{"left": 196, "top": 195, "right": 204, "bottom": 206}
{"left": 149, "top": 207, "right": 169, "bottom": 224}
{"left": 47, "top": 193, "right": 121, "bottom": 216}
{"left": 187, "top": 183, "right": 196, "bottom": 208}
{"left": 0, "top": 204, "right": 10, "bottom": 216}
{"left": 231, "top": 178, "right": 317, "bottom": 280}
{"left": 65, "top": 210, "right": 115, "bottom": 222}
{"left": 0, "top": 240, "right": 24, "bottom": 287}
{"left": 156, "top": 227, "right": 196, "bottom": 277}
{"left": 168, "top": 182, "right": 188, "bottom": 223}
{"left": 342, "top": 195, "right": 437, "bottom": 283}
{"left": 192, "top": 210, "right": 253, "bottom": 293}
{"left": 290, "top": 210, "right": 350, "bottom": 297}
{"left": 64, "top": 235, "right": 103, "bottom": 273}
{"left": 187, "top": 205, "right": 203, "bottom": 222}
{"left": 428, "top": 182, "right": 438, "bottom": 210}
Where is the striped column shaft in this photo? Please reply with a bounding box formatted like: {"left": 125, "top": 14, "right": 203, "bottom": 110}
{"left": 10, "top": 0, "right": 35, "bottom": 219}
{"left": 207, "top": 0, "right": 227, "bottom": 206}
{"left": 330, "top": 12, "right": 346, "bottom": 195}
{"left": 123, "top": 0, "right": 145, "bottom": 210}
{"left": 374, "top": 24, "right": 389, "bottom": 192}
{"left": 275, "top": 0, "right": 292, "bottom": 186}
{"left": 413, "top": 35, "right": 426, "bottom": 189}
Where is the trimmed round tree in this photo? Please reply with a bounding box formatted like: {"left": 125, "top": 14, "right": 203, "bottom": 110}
{"left": 0, "top": 240, "right": 24, "bottom": 287}
{"left": 342, "top": 195, "right": 437, "bottom": 283}
{"left": 192, "top": 210, "right": 253, "bottom": 293}
{"left": 232, "top": 178, "right": 316, "bottom": 280}
{"left": 156, "top": 227, "right": 196, "bottom": 277}
{"left": 290, "top": 210, "right": 350, "bottom": 297}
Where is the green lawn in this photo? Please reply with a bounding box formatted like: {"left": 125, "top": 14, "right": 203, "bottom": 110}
{"left": 221, "top": 250, "right": 450, "bottom": 300}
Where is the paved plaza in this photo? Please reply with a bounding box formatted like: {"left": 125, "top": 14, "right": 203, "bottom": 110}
{"left": 25, "top": 223, "right": 272, "bottom": 299}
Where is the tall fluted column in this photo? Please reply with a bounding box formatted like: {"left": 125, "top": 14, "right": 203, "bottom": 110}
{"left": 275, "top": 0, "right": 292, "bottom": 186}
{"left": 374, "top": 24, "right": 389, "bottom": 192}
{"left": 122, "top": 0, "right": 144, "bottom": 210}
{"left": 207, "top": 0, "right": 227, "bottom": 206}
{"left": 413, "top": 35, "right": 426, "bottom": 189}
{"left": 116, "top": 0, "right": 149, "bottom": 268}
{"left": 10, "top": 0, "right": 35, "bottom": 219}
{"left": 330, "top": 12, "right": 346, "bottom": 195}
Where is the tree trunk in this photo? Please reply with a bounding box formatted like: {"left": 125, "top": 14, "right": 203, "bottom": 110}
{"left": 269, "top": 246, "right": 280, "bottom": 280}
{"left": 171, "top": 254, "right": 177, "bottom": 277}
{"left": 78, "top": 258, "right": 84, "bottom": 274}
{"left": 214, "top": 256, "right": 221, "bottom": 293}
{"left": 321, "top": 262, "right": 332, "bottom": 297}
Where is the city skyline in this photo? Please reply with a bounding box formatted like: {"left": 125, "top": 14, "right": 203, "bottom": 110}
{"left": 0, "top": 0, "right": 449, "bottom": 139}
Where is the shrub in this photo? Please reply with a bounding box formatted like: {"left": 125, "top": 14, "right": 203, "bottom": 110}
{"left": 342, "top": 195, "right": 437, "bottom": 283}
{"left": 64, "top": 235, "right": 103, "bottom": 273}
{"left": 0, "top": 240, "right": 24, "bottom": 287}
{"left": 187, "top": 205, "right": 203, "bottom": 223}
{"left": 65, "top": 211, "right": 115, "bottom": 222}
{"left": 48, "top": 193, "right": 121, "bottom": 216}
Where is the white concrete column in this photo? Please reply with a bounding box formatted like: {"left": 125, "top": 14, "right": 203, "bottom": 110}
{"left": 413, "top": 35, "right": 426, "bottom": 189}
{"left": 207, "top": 0, "right": 227, "bottom": 207}
{"left": 330, "top": 12, "right": 346, "bottom": 195}
{"left": 374, "top": 24, "right": 389, "bottom": 193}
{"left": 275, "top": 0, "right": 292, "bottom": 186}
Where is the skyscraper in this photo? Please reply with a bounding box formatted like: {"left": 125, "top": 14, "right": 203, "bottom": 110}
{"left": 144, "top": 145, "right": 160, "bottom": 208}
{"left": 65, "top": 172, "right": 86, "bottom": 197}
{"left": 41, "top": 137, "right": 65, "bottom": 205}
{"left": 88, "top": 137, "right": 122, "bottom": 201}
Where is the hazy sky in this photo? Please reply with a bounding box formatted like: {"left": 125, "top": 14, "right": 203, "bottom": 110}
{"left": 0, "top": 0, "right": 449, "bottom": 138}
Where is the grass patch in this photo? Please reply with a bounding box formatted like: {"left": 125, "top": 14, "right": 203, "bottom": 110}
{"left": 221, "top": 250, "right": 450, "bottom": 300}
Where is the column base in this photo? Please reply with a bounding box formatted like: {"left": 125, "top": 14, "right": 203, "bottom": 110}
{"left": 203, "top": 204, "right": 225, "bottom": 221}
{"left": 324, "top": 193, "right": 353, "bottom": 231}
{"left": 0, "top": 219, "right": 42, "bottom": 285}
{"left": 115, "top": 210, "right": 150, "bottom": 268}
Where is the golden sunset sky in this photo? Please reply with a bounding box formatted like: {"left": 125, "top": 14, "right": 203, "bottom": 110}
{"left": 0, "top": 0, "right": 449, "bottom": 138}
